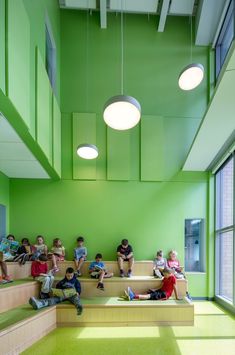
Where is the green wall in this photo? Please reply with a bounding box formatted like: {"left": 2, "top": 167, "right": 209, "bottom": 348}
{"left": 0, "top": 172, "right": 9, "bottom": 233}
{"left": 8, "top": 11, "right": 211, "bottom": 297}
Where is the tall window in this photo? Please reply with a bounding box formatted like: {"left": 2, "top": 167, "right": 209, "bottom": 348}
{"left": 45, "top": 19, "right": 56, "bottom": 93}
{"left": 185, "top": 219, "right": 205, "bottom": 272}
{"left": 215, "top": 156, "right": 234, "bottom": 303}
{"left": 215, "top": 0, "right": 234, "bottom": 78}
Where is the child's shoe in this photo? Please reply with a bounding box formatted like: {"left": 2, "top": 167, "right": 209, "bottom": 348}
{"left": 3, "top": 275, "right": 13, "bottom": 283}
{"left": 52, "top": 267, "right": 59, "bottom": 273}
{"left": 120, "top": 270, "right": 124, "bottom": 278}
{"left": 154, "top": 269, "right": 162, "bottom": 278}
{"left": 126, "top": 287, "right": 135, "bottom": 301}
{"left": 76, "top": 270, "right": 82, "bottom": 277}
{"left": 40, "top": 292, "right": 50, "bottom": 299}
{"left": 186, "top": 292, "right": 192, "bottom": 301}
{"left": 77, "top": 304, "right": 83, "bottom": 315}
{"left": 97, "top": 282, "right": 104, "bottom": 291}
{"left": 127, "top": 271, "right": 132, "bottom": 278}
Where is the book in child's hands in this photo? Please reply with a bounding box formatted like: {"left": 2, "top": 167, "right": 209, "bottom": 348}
{"left": 51, "top": 288, "right": 77, "bottom": 298}
{"left": 94, "top": 264, "right": 103, "bottom": 271}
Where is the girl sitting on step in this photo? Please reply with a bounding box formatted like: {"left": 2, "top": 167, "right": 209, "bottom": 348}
{"left": 48, "top": 238, "right": 65, "bottom": 272}
{"left": 14, "top": 238, "right": 33, "bottom": 265}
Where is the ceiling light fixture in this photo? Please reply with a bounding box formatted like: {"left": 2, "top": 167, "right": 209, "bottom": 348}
{"left": 77, "top": 144, "right": 98, "bottom": 160}
{"left": 178, "top": 17, "right": 204, "bottom": 91}
{"left": 103, "top": 1, "right": 141, "bottom": 130}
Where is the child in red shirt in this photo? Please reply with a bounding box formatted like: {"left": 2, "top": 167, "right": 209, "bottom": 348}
{"left": 31, "top": 254, "right": 54, "bottom": 298}
{"left": 123, "top": 268, "right": 181, "bottom": 301}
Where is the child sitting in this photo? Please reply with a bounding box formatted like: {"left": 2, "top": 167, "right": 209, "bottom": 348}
{"left": 29, "top": 267, "right": 83, "bottom": 315}
{"left": 89, "top": 253, "right": 113, "bottom": 291}
{"left": 48, "top": 238, "right": 65, "bottom": 272}
{"left": 167, "top": 250, "right": 185, "bottom": 279}
{"left": 31, "top": 254, "right": 54, "bottom": 298}
{"left": 153, "top": 250, "right": 167, "bottom": 278}
{"left": 14, "top": 238, "right": 32, "bottom": 265}
{"left": 123, "top": 268, "right": 181, "bottom": 301}
{"left": 117, "top": 238, "right": 134, "bottom": 278}
{"left": 31, "top": 235, "right": 48, "bottom": 260}
{"left": 0, "top": 235, "right": 19, "bottom": 283}
{"left": 74, "top": 236, "right": 87, "bottom": 277}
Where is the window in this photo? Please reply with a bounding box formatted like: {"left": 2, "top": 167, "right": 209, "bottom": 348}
{"left": 185, "top": 219, "right": 205, "bottom": 272}
{"left": 215, "top": 156, "right": 234, "bottom": 303}
{"left": 215, "top": 0, "right": 234, "bottom": 78}
{"left": 45, "top": 18, "right": 56, "bottom": 93}
{"left": 0, "top": 204, "right": 6, "bottom": 238}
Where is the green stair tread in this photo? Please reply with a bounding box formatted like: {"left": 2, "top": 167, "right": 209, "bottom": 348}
{"left": 0, "top": 304, "right": 47, "bottom": 331}
{"left": 0, "top": 278, "right": 35, "bottom": 289}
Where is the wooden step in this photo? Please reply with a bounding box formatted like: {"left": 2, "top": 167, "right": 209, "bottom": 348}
{"left": 57, "top": 297, "right": 194, "bottom": 327}
{"left": 0, "top": 280, "right": 40, "bottom": 312}
{"left": 76, "top": 276, "right": 188, "bottom": 298}
{"left": 0, "top": 305, "right": 56, "bottom": 355}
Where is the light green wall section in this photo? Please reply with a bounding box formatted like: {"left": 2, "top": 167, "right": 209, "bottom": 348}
{"left": 53, "top": 96, "right": 61, "bottom": 177}
{"left": 186, "top": 273, "right": 208, "bottom": 297}
{"left": 36, "top": 48, "right": 53, "bottom": 165}
{"left": 7, "top": 0, "right": 30, "bottom": 128}
{"left": 0, "top": 172, "right": 9, "bottom": 233}
{"left": 141, "top": 116, "right": 164, "bottom": 181}
{"left": 0, "top": 0, "right": 5, "bottom": 94}
{"left": 73, "top": 113, "right": 97, "bottom": 180}
{"left": 207, "top": 173, "right": 215, "bottom": 298}
{"left": 107, "top": 128, "right": 130, "bottom": 181}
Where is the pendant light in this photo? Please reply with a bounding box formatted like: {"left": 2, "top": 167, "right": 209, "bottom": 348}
{"left": 178, "top": 17, "right": 204, "bottom": 91}
{"left": 103, "top": 1, "right": 141, "bottom": 130}
{"left": 77, "top": 144, "right": 98, "bottom": 159}
{"left": 76, "top": 7, "right": 98, "bottom": 160}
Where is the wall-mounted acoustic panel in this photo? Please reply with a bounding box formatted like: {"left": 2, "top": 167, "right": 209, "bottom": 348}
{"left": 61, "top": 0, "right": 96, "bottom": 9}
{"left": 7, "top": 0, "right": 30, "bottom": 127}
{"left": 107, "top": 128, "right": 130, "bottom": 181}
{"left": 53, "top": 95, "right": 61, "bottom": 177}
{"left": 0, "top": 0, "right": 5, "bottom": 94}
{"left": 73, "top": 113, "right": 97, "bottom": 180}
{"left": 141, "top": 115, "right": 164, "bottom": 181}
{"left": 36, "top": 48, "right": 53, "bottom": 165}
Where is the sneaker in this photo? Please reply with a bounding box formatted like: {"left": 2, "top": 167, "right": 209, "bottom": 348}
{"left": 76, "top": 270, "right": 82, "bottom": 277}
{"left": 29, "top": 297, "right": 41, "bottom": 310}
{"left": 52, "top": 267, "right": 59, "bottom": 273}
{"left": 97, "top": 282, "right": 104, "bottom": 291}
{"left": 121, "top": 292, "right": 130, "bottom": 301}
{"left": 40, "top": 292, "right": 50, "bottom": 299}
{"left": 77, "top": 304, "right": 83, "bottom": 315}
{"left": 127, "top": 286, "right": 135, "bottom": 300}
{"left": 186, "top": 292, "right": 192, "bottom": 301}
{"left": 120, "top": 271, "right": 124, "bottom": 278}
{"left": 127, "top": 271, "right": 132, "bottom": 278}
{"left": 0, "top": 277, "right": 8, "bottom": 284}
{"left": 3, "top": 275, "right": 13, "bottom": 283}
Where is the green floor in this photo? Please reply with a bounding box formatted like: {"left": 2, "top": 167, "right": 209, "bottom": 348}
{"left": 21, "top": 302, "right": 235, "bottom": 355}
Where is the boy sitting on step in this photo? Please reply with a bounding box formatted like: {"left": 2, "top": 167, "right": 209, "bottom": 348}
{"left": 89, "top": 253, "right": 113, "bottom": 291}
{"left": 117, "top": 238, "right": 134, "bottom": 278}
{"left": 74, "top": 236, "right": 87, "bottom": 277}
{"left": 31, "top": 254, "right": 54, "bottom": 298}
{"left": 29, "top": 267, "right": 83, "bottom": 315}
{"left": 153, "top": 250, "right": 167, "bottom": 278}
{"left": 122, "top": 268, "right": 181, "bottom": 301}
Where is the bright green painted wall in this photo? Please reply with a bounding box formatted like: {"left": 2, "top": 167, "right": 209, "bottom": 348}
{"left": 0, "top": 172, "right": 9, "bottom": 233}
{"left": 0, "top": 0, "right": 6, "bottom": 94}
{"left": 9, "top": 11, "right": 210, "bottom": 297}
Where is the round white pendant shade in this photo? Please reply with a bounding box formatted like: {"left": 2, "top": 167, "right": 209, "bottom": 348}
{"left": 103, "top": 95, "right": 141, "bottom": 130}
{"left": 178, "top": 63, "right": 204, "bottom": 91}
{"left": 76, "top": 144, "right": 98, "bottom": 159}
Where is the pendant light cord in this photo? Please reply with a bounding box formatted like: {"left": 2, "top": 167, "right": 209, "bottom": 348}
{"left": 121, "top": 0, "right": 124, "bottom": 95}
{"left": 190, "top": 15, "right": 192, "bottom": 63}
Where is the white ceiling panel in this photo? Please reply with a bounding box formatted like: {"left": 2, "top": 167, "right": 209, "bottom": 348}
{"left": 183, "top": 68, "right": 235, "bottom": 171}
{"left": 0, "top": 160, "right": 49, "bottom": 179}
{"left": 169, "top": 0, "right": 195, "bottom": 15}
{"left": 110, "top": 0, "right": 159, "bottom": 13}
{"left": 0, "top": 115, "right": 21, "bottom": 142}
{"left": 0, "top": 114, "right": 50, "bottom": 179}
{"left": 63, "top": 0, "right": 96, "bottom": 9}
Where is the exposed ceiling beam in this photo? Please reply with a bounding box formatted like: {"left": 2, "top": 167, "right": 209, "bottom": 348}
{"left": 100, "top": 0, "right": 107, "bottom": 29}
{"left": 158, "top": 0, "right": 170, "bottom": 32}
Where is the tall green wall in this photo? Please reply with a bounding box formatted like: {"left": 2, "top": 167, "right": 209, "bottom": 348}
{"left": 9, "top": 11, "right": 211, "bottom": 297}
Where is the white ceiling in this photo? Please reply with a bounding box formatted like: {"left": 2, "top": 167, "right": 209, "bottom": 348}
{"left": 183, "top": 44, "right": 235, "bottom": 171}
{"left": 0, "top": 114, "right": 50, "bottom": 179}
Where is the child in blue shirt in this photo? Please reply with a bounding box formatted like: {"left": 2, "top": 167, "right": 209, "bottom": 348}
{"left": 74, "top": 236, "right": 87, "bottom": 276}
{"left": 89, "top": 253, "right": 113, "bottom": 291}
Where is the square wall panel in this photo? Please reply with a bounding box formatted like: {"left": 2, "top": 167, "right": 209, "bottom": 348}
{"left": 64, "top": 0, "right": 96, "bottom": 9}
{"left": 110, "top": 0, "right": 159, "bottom": 13}
{"left": 169, "top": 0, "right": 195, "bottom": 15}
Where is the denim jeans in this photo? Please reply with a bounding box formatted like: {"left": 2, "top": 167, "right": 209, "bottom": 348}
{"left": 35, "top": 275, "right": 54, "bottom": 293}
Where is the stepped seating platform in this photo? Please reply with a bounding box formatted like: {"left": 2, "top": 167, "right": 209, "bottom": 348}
{"left": 0, "top": 297, "right": 194, "bottom": 354}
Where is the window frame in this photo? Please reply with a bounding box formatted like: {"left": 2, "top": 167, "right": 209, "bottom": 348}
{"left": 184, "top": 218, "right": 205, "bottom": 273}
{"left": 45, "top": 14, "right": 57, "bottom": 94}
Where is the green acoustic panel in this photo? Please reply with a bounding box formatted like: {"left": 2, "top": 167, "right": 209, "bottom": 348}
{"left": 7, "top": 0, "right": 30, "bottom": 127}
{"left": 0, "top": 0, "right": 5, "bottom": 94}
{"left": 107, "top": 128, "right": 130, "bottom": 181}
{"left": 36, "top": 48, "right": 53, "bottom": 164}
{"left": 53, "top": 95, "right": 61, "bottom": 177}
{"left": 141, "top": 115, "right": 164, "bottom": 181}
{"left": 73, "top": 113, "right": 97, "bottom": 180}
